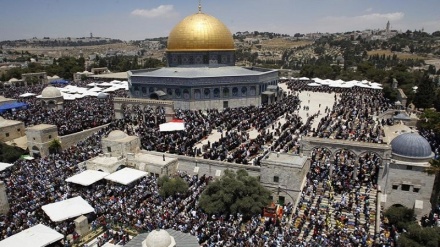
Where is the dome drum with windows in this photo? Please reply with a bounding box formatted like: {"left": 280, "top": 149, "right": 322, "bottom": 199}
{"left": 127, "top": 3, "right": 279, "bottom": 111}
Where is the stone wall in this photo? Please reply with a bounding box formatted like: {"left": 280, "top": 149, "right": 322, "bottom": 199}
{"left": 301, "top": 136, "right": 392, "bottom": 167}
{"left": 60, "top": 124, "right": 109, "bottom": 150}
{"left": 177, "top": 97, "right": 261, "bottom": 111}
{"left": 114, "top": 97, "right": 175, "bottom": 121}
{"left": 0, "top": 181, "right": 9, "bottom": 215}
{"left": 0, "top": 122, "right": 25, "bottom": 142}
{"left": 145, "top": 151, "right": 261, "bottom": 178}
{"left": 379, "top": 162, "right": 435, "bottom": 216}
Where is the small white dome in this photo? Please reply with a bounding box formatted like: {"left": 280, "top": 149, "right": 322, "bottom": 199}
{"left": 41, "top": 86, "right": 62, "bottom": 98}
{"left": 107, "top": 130, "right": 128, "bottom": 140}
{"left": 142, "top": 230, "right": 175, "bottom": 247}
{"left": 9, "top": 78, "right": 19, "bottom": 82}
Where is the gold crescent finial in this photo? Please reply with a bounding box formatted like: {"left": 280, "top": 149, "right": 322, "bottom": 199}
{"left": 198, "top": 0, "right": 202, "bottom": 13}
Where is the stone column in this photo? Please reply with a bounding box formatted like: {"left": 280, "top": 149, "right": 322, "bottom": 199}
{"left": 74, "top": 215, "right": 89, "bottom": 237}
{"left": 0, "top": 181, "right": 10, "bottom": 215}
{"left": 165, "top": 105, "right": 175, "bottom": 122}
{"left": 376, "top": 186, "right": 382, "bottom": 235}
{"left": 353, "top": 162, "right": 358, "bottom": 180}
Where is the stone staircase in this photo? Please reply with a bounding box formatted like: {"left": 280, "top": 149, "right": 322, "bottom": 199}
{"left": 292, "top": 183, "right": 377, "bottom": 242}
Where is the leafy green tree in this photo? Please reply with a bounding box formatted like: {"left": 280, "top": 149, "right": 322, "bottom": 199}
{"left": 384, "top": 205, "right": 415, "bottom": 230}
{"left": 198, "top": 169, "right": 271, "bottom": 219}
{"left": 158, "top": 175, "right": 189, "bottom": 198}
{"left": 0, "top": 143, "right": 27, "bottom": 163}
{"left": 425, "top": 159, "right": 440, "bottom": 210}
{"left": 417, "top": 109, "right": 440, "bottom": 134}
{"left": 398, "top": 223, "right": 440, "bottom": 247}
{"left": 48, "top": 139, "right": 62, "bottom": 154}
{"left": 413, "top": 74, "right": 437, "bottom": 109}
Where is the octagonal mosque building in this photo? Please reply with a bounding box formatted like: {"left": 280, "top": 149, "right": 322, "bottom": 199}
{"left": 127, "top": 5, "right": 279, "bottom": 110}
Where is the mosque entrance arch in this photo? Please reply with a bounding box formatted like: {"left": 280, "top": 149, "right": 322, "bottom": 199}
{"left": 116, "top": 165, "right": 126, "bottom": 171}
{"left": 150, "top": 93, "right": 159, "bottom": 100}
{"left": 301, "top": 136, "right": 391, "bottom": 169}
{"left": 31, "top": 146, "right": 41, "bottom": 158}
{"left": 114, "top": 97, "right": 176, "bottom": 122}
{"left": 358, "top": 151, "right": 382, "bottom": 184}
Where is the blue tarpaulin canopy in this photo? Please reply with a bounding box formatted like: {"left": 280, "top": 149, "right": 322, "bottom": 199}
{"left": 50, "top": 79, "right": 69, "bottom": 85}
{"left": 0, "top": 102, "right": 28, "bottom": 113}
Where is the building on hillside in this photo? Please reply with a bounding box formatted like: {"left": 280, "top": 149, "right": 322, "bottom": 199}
{"left": 126, "top": 5, "right": 280, "bottom": 111}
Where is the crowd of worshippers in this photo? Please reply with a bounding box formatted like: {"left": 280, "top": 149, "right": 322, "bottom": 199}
{"left": 112, "top": 93, "right": 308, "bottom": 165}
{"left": 289, "top": 148, "right": 395, "bottom": 246}
{"left": 0, "top": 87, "right": 415, "bottom": 246}
{"left": 419, "top": 129, "right": 440, "bottom": 226}
{"left": 111, "top": 85, "right": 394, "bottom": 166}
{"left": 0, "top": 126, "right": 107, "bottom": 241}
{"left": 285, "top": 80, "right": 380, "bottom": 94}
{"left": 0, "top": 124, "right": 297, "bottom": 246}
{"left": 0, "top": 81, "right": 128, "bottom": 136}
{"left": 309, "top": 90, "right": 392, "bottom": 143}
{"left": 0, "top": 127, "right": 396, "bottom": 246}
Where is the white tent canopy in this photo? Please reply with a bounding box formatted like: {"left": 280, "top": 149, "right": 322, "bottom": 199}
{"left": 307, "top": 82, "right": 321, "bottom": 87}
{"left": 0, "top": 224, "right": 63, "bottom": 247}
{"left": 105, "top": 168, "right": 147, "bottom": 185}
{"left": 89, "top": 87, "right": 103, "bottom": 92}
{"left": 99, "top": 82, "right": 113, "bottom": 87}
{"left": 0, "top": 162, "right": 14, "bottom": 172}
{"left": 159, "top": 120, "right": 185, "bottom": 132}
{"left": 41, "top": 196, "right": 94, "bottom": 222}
{"left": 65, "top": 170, "right": 110, "bottom": 186}
{"left": 19, "top": 92, "right": 36, "bottom": 98}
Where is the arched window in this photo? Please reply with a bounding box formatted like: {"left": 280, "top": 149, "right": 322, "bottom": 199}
{"left": 175, "top": 88, "right": 181, "bottom": 98}
{"left": 141, "top": 87, "right": 147, "bottom": 94}
{"left": 183, "top": 89, "right": 190, "bottom": 99}
{"left": 241, "top": 87, "right": 247, "bottom": 96}
{"left": 213, "top": 88, "right": 220, "bottom": 98}
{"left": 232, "top": 87, "right": 238, "bottom": 97}
{"left": 223, "top": 88, "right": 230, "bottom": 98}
{"left": 167, "top": 88, "right": 173, "bottom": 96}
{"left": 149, "top": 87, "right": 155, "bottom": 93}
{"left": 250, "top": 86, "right": 256, "bottom": 96}
{"left": 204, "top": 88, "right": 211, "bottom": 99}
{"left": 194, "top": 89, "right": 201, "bottom": 99}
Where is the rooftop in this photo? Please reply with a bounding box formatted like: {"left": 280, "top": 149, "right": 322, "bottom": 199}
{"left": 89, "top": 72, "right": 128, "bottom": 80}
{"left": 26, "top": 124, "right": 57, "bottom": 131}
{"left": 262, "top": 152, "right": 308, "bottom": 168}
{"left": 130, "top": 66, "right": 275, "bottom": 79}
{"left": 134, "top": 152, "right": 177, "bottom": 166}
{"left": 0, "top": 117, "right": 22, "bottom": 127}
{"left": 91, "top": 156, "right": 120, "bottom": 166}
{"left": 126, "top": 229, "right": 198, "bottom": 247}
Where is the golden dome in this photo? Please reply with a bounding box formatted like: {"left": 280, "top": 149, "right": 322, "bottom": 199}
{"left": 167, "top": 12, "right": 235, "bottom": 52}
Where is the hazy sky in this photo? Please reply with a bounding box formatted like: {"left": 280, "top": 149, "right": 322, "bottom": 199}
{"left": 1, "top": 0, "right": 439, "bottom": 41}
